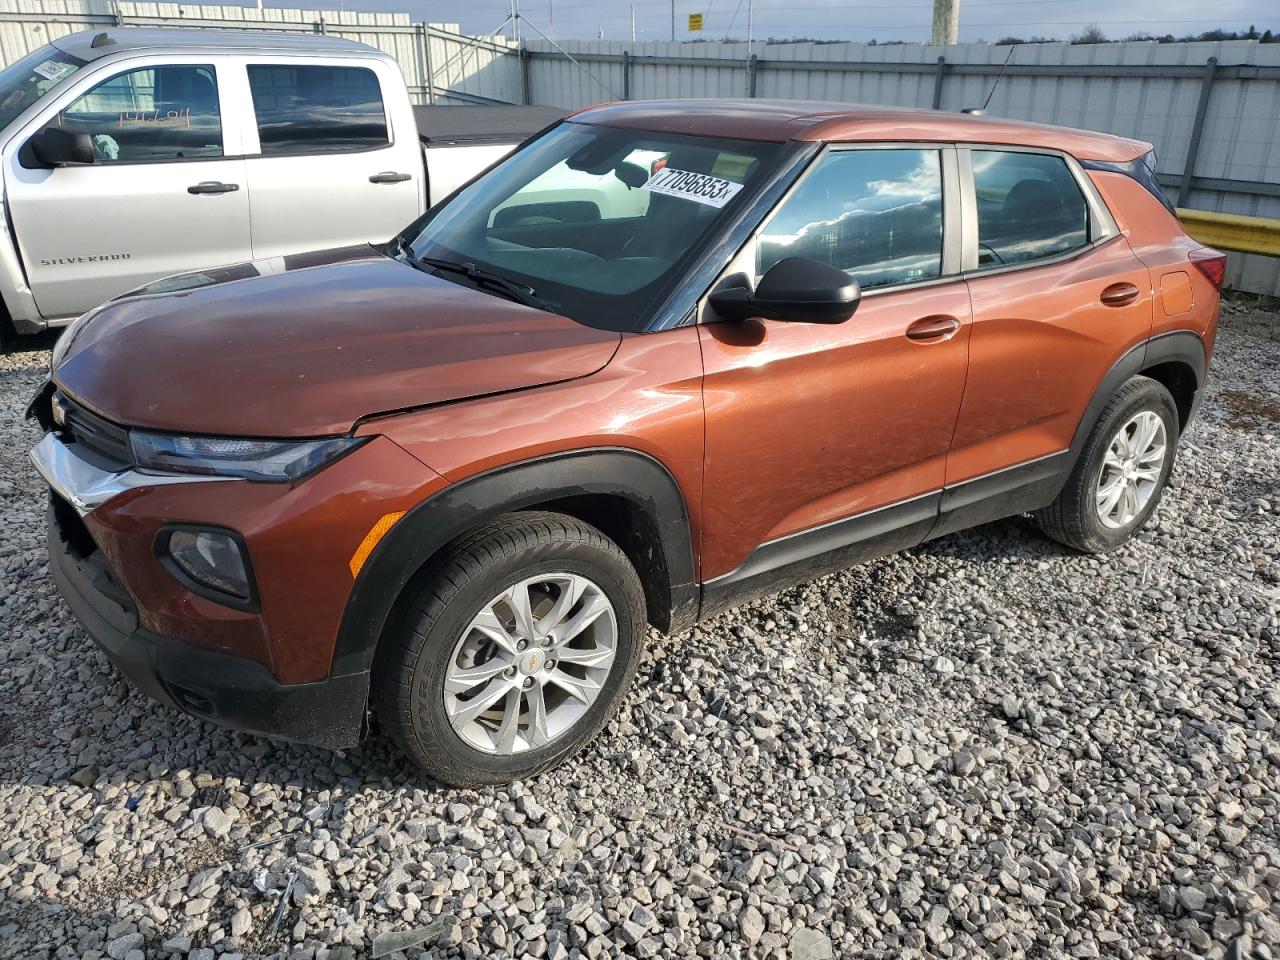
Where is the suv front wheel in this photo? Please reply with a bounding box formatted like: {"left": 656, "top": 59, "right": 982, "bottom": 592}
{"left": 1035, "top": 375, "right": 1180, "bottom": 554}
{"left": 372, "top": 512, "right": 647, "bottom": 787}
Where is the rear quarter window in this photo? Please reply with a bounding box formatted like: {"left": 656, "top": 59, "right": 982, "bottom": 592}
{"left": 1082, "top": 152, "right": 1177, "bottom": 216}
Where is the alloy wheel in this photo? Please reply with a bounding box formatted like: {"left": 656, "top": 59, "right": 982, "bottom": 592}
{"left": 1095, "top": 410, "right": 1167, "bottom": 529}
{"left": 443, "top": 573, "right": 618, "bottom": 755}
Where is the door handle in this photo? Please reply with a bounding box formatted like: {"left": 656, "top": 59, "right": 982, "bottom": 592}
{"left": 1100, "top": 282, "right": 1140, "bottom": 307}
{"left": 369, "top": 171, "right": 412, "bottom": 184}
{"left": 187, "top": 181, "right": 239, "bottom": 195}
{"left": 905, "top": 315, "right": 961, "bottom": 342}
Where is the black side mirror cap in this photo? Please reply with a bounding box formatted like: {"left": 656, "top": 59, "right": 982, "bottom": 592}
{"left": 27, "top": 127, "right": 95, "bottom": 168}
{"left": 708, "top": 257, "right": 861, "bottom": 325}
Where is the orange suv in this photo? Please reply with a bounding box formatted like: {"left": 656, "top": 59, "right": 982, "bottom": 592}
{"left": 30, "top": 101, "right": 1224, "bottom": 786}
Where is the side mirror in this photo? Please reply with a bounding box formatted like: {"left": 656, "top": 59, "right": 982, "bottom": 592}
{"left": 708, "top": 257, "right": 861, "bottom": 325}
{"left": 28, "top": 127, "right": 95, "bottom": 168}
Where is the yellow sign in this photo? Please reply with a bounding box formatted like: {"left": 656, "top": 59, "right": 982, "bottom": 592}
{"left": 688, "top": 12, "right": 703, "bottom": 31}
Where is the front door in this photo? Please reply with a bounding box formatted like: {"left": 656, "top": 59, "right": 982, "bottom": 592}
{"left": 238, "top": 59, "right": 424, "bottom": 260}
{"left": 5, "top": 60, "right": 251, "bottom": 320}
{"left": 698, "top": 145, "right": 971, "bottom": 585}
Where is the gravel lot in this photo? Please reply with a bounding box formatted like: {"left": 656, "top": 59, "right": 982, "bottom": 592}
{"left": 1, "top": 307, "right": 1277, "bottom": 960}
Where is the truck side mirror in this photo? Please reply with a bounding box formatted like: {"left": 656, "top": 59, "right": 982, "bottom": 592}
{"left": 28, "top": 127, "right": 95, "bottom": 168}
{"left": 708, "top": 257, "right": 861, "bottom": 325}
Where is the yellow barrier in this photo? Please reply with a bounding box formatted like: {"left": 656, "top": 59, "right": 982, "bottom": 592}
{"left": 1177, "top": 208, "right": 1280, "bottom": 257}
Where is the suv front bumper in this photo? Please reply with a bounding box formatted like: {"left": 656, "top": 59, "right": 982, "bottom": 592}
{"left": 47, "top": 497, "right": 368, "bottom": 749}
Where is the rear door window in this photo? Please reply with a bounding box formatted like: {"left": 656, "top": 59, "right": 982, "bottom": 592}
{"left": 248, "top": 64, "right": 388, "bottom": 156}
{"left": 756, "top": 148, "right": 945, "bottom": 289}
{"left": 972, "top": 150, "right": 1089, "bottom": 267}
{"left": 55, "top": 65, "right": 222, "bottom": 162}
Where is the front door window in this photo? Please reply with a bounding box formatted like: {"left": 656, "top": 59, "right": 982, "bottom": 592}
{"left": 756, "top": 148, "right": 945, "bottom": 290}
{"left": 54, "top": 64, "right": 222, "bottom": 163}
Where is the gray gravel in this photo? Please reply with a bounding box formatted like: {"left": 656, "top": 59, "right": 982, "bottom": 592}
{"left": 1, "top": 311, "right": 1277, "bottom": 960}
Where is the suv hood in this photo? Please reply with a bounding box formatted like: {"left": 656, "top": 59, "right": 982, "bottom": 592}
{"left": 53, "top": 247, "right": 621, "bottom": 437}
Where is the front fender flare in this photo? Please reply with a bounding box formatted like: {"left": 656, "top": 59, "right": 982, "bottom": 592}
{"left": 330, "top": 447, "right": 697, "bottom": 677}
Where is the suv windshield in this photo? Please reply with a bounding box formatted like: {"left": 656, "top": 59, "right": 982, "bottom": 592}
{"left": 0, "top": 45, "right": 86, "bottom": 132}
{"left": 403, "top": 122, "right": 782, "bottom": 332}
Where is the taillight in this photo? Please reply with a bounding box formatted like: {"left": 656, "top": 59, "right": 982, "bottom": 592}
{"left": 1188, "top": 246, "right": 1227, "bottom": 289}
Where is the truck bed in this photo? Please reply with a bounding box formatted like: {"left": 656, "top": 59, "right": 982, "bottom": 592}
{"left": 415, "top": 104, "right": 567, "bottom": 145}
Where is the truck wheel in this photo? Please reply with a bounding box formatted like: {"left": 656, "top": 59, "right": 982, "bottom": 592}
{"left": 1035, "top": 375, "right": 1179, "bottom": 554}
{"left": 372, "top": 512, "right": 647, "bottom": 787}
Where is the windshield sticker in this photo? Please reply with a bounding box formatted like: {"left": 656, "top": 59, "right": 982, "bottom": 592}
{"left": 33, "top": 59, "right": 76, "bottom": 82}
{"left": 641, "top": 167, "right": 743, "bottom": 208}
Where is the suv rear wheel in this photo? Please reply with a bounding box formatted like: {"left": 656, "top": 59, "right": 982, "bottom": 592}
{"left": 372, "top": 512, "right": 646, "bottom": 787}
{"left": 1035, "top": 375, "right": 1180, "bottom": 553}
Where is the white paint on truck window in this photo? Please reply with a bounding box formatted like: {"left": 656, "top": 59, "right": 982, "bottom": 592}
{"left": 641, "top": 166, "right": 742, "bottom": 208}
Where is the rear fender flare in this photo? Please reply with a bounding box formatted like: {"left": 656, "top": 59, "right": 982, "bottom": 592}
{"left": 330, "top": 447, "right": 696, "bottom": 677}
{"left": 1069, "top": 330, "right": 1206, "bottom": 461}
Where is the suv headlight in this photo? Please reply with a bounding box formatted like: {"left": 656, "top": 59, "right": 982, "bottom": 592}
{"left": 130, "top": 432, "right": 365, "bottom": 482}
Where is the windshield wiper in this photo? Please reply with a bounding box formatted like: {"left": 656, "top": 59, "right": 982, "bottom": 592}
{"left": 396, "top": 243, "right": 551, "bottom": 312}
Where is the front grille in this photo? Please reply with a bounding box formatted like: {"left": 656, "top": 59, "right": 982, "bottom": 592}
{"left": 57, "top": 393, "right": 132, "bottom": 467}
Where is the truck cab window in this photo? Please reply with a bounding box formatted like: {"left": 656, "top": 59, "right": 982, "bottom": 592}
{"left": 756, "top": 148, "right": 945, "bottom": 289}
{"left": 248, "top": 65, "right": 388, "bottom": 156}
{"left": 54, "top": 65, "right": 222, "bottom": 163}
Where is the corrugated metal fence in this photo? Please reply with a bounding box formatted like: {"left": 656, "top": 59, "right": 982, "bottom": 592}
{"left": 522, "top": 38, "right": 1280, "bottom": 295}
{"left": 1, "top": 1, "right": 1277, "bottom": 294}
{"left": 0, "top": 0, "right": 520, "bottom": 104}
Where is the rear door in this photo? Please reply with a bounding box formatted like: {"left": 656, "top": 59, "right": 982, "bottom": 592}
{"left": 4, "top": 56, "right": 251, "bottom": 320}
{"left": 236, "top": 57, "right": 424, "bottom": 259}
{"left": 945, "top": 147, "right": 1153, "bottom": 495}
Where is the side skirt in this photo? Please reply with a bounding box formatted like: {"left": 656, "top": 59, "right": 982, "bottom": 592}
{"left": 926, "top": 450, "right": 1071, "bottom": 541}
{"left": 698, "top": 453, "right": 1073, "bottom": 619}
{"left": 699, "top": 493, "right": 940, "bottom": 619}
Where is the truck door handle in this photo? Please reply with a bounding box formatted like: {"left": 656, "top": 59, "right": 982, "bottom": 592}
{"left": 1100, "top": 282, "right": 1140, "bottom": 307}
{"left": 187, "top": 181, "right": 239, "bottom": 195}
{"left": 369, "top": 171, "right": 412, "bottom": 184}
{"left": 905, "top": 315, "right": 961, "bottom": 342}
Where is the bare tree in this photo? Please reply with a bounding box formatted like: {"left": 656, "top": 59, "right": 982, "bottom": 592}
{"left": 1072, "top": 23, "right": 1107, "bottom": 44}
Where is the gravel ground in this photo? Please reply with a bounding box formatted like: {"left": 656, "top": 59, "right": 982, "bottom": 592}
{"left": 0, "top": 309, "right": 1277, "bottom": 960}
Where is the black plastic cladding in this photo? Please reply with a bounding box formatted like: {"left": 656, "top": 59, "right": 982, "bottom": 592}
{"left": 329, "top": 448, "right": 698, "bottom": 679}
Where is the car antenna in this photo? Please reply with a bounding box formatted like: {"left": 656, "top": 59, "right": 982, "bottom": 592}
{"left": 964, "top": 44, "right": 1017, "bottom": 115}
{"left": 90, "top": 32, "right": 116, "bottom": 48}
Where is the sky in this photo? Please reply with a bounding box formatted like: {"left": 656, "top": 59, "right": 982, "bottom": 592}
{"left": 278, "top": 0, "right": 1278, "bottom": 44}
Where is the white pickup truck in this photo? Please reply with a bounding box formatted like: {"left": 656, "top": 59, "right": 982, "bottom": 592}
{"left": 0, "top": 27, "right": 564, "bottom": 342}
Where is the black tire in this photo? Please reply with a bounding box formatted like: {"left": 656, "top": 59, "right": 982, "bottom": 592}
{"left": 1034, "top": 375, "right": 1179, "bottom": 554}
{"left": 372, "top": 511, "right": 647, "bottom": 787}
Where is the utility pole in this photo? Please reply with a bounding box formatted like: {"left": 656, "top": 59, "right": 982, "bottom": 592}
{"left": 931, "top": 0, "right": 958, "bottom": 45}
{"left": 631, "top": 4, "right": 637, "bottom": 42}
{"left": 747, "top": 0, "right": 753, "bottom": 54}
{"left": 511, "top": 0, "right": 521, "bottom": 43}
{"left": 671, "top": 0, "right": 676, "bottom": 41}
